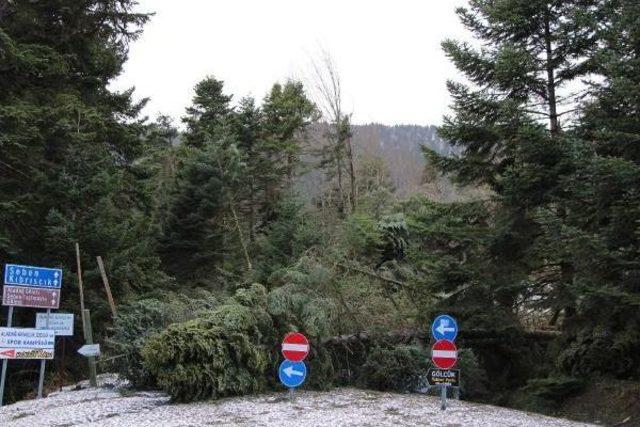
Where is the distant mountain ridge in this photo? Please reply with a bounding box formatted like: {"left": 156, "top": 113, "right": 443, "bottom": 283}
{"left": 350, "top": 123, "right": 453, "bottom": 192}
{"left": 352, "top": 123, "right": 453, "bottom": 157}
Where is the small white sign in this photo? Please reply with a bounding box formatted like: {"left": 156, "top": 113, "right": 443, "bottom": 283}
{"left": 78, "top": 344, "right": 100, "bottom": 357}
{"left": 36, "top": 313, "right": 74, "bottom": 336}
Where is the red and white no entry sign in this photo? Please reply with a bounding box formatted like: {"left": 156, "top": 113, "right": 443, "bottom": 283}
{"left": 432, "top": 339, "right": 457, "bottom": 369}
{"left": 281, "top": 332, "right": 309, "bottom": 362}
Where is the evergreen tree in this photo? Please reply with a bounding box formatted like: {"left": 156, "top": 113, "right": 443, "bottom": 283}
{"left": 427, "top": 0, "right": 601, "bottom": 318}
{"left": 261, "top": 81, "right": 317, "bottom": 192}
{"left": 547, "top": 0, "right": 640, "bottom": 377}
{"left": 182, "top": 76, "right": 232, "bottom": 148}
{"left": 161, "top": 78, "right": 317, "bottom": 282}
{"left": 0, "top": 1, "right": 166, "bottom": 297}
{"left": 0, "top": 0, "right": 170, "bottom": 402}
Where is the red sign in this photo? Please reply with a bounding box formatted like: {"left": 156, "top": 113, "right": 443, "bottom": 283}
{"left": 281, "top": 332, "right": 309, "bottom": 362}
{"left": 0, "top": 349, "right": 15, "bottom": 358}
{"left": 2, "top": 285, "right": 60, "bottom": 309}
{"left": 432, "top": 339, "right": 457, "bottom": 369}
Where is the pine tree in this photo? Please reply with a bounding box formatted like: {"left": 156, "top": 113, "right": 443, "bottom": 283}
{"left": 182, "top": 76, "right": 232, "bottom": 148}
{"left": 427, "top": 0, "right": 601, "bottom": 320}
{"left": 547, "top": 0, "right": 640, "bottom": 377}
{"left": 0, "top": 1, "right": 166, "bottom": 295}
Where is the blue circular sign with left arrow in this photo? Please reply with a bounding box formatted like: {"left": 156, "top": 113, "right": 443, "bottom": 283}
{"left": 278, "top": 360, "right": 307, "bottom": 388}
{"left": 431, "top": 314, "right": 458, "bottom": 341}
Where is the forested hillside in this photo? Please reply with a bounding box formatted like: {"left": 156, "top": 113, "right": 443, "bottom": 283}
{"left": 1, "top": 1, "right": 639, "bottom": 424}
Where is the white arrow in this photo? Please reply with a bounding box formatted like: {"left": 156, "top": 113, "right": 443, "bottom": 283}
{"left": 78, "top": 344, "right": 100, "bottom": 357}
{"left": 283, "top": 366, "right": 304, "bottom": 377}
{"left": 436, "top": 319, "right": 455, "bottom": 335}
{"left": 54, "top": 272, "right": 59, "bottom": 278}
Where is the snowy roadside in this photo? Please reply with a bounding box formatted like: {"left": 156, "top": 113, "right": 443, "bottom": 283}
{"left": 0, "top": 375, "right": 598, "bottom": 427}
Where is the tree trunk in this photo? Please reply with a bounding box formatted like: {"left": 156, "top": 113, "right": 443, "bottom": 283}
{"left": 248, "top": 179, "right": 255, "bottom": 243}
{"left": 346, "top": 136, "right": 356, "bottom": 211}
{"left": 336, "top": 145, "right": 345, "bottom": 216}
{"left": 229, "top": 198, "right": 253, "bottom": 271}
{"left": 544, "top": 11, "right": 560, "bottom": 134}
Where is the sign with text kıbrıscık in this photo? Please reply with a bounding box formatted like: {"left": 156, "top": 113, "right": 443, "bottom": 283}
{"left": 3, "top": 264, "right": 62, "bottom": 289}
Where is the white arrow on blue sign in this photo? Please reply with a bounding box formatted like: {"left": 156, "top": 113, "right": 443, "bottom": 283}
{"left": 431, "top": 314, "right": 458, "bottom": 341}
{"left": 278, "top": 360, "right": 307, "bottom": 388}
{"left": 3, "top": 264, "right": 63, "bottom": 289}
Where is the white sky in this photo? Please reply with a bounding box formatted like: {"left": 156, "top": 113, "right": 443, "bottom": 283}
{"left": 112, "top": 0, "right": 470, "bottom": 127}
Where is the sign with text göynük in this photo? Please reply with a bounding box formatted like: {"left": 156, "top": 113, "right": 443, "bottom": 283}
{"left": 36, "top": 313, "right": 74, "bottom": 336}
{"left": 4, "top": 264, "right": 62, "bottom": 289}
{"left": 2, "top": 286, "right": 60, "bottom": 309}
{"left": 0, "top": 327, "right": 55, "bottom": 360}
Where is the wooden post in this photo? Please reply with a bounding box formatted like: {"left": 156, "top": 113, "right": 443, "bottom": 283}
{"left": 59, "top": 338, "right": 66, "bottom": 391}
{"left": 75, "top": 243, "right": 86, "bottom": 327}
{"left": 96, "top": 256, "right": 116, "bottom": 319}
{"left": 82, "top": 309, "right": 98, "bottom": 387}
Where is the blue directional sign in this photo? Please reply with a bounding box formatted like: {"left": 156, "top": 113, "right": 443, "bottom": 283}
{"left": 278, "top": 360, "right": 307, "bottom": 388}
{"left": 431, "top": 314, "right": 458, "bottom": 341}
{"left": 3, "top": 264, "right": 62, "bottom": 289}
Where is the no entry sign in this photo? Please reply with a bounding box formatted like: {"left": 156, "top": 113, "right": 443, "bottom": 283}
{"left": 281, "top": 332, "right": 309, "bottom": 362}
{"left": 432, "top": 339, "right": 457, "bottom": 369}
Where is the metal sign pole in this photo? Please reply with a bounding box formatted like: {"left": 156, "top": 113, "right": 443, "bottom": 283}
{"left": 289, "top": 387, "right": 295, "bottom": 404}
{"left": 37, "top": 308, "right": 51, "bottom": 398}
{"left": 440, "top": 384, "right": 447, "bottom": 410}
{"left": 0, "top": 306, "right": 15, "bottom": 406}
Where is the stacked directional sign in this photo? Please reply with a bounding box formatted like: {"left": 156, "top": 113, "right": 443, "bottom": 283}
{"left": 428, "top": 314, "right": 460, "bottom": 387}
{"left": 278, "top": 332, "right": 309, "bottom": 389}
{"left": 3, "top": 264, "right": 62, "bottom": 309}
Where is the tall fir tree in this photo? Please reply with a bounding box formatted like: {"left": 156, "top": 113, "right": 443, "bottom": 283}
{"left": 426, "top": 0, "right": 601, "bottom": 324}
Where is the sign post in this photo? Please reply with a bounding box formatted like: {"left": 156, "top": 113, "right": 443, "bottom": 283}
{"left": 430, "top": 314, "right": 460, "bottom": 411}
{"left": 280, "top": 332, "right": 309, "bottom": 403}
{"left": 1, "top": 263, "right": 63, "bottom": 405}
{"left": 0, "top": 306, "right": 13, "bottom": 406}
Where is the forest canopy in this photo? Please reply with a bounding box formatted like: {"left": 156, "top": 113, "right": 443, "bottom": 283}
{"left": 0, "top": 0, "right": 639, "bottom": 420}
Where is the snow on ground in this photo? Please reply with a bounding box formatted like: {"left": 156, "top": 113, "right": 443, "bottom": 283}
{"left": 0, "top": 375, "right": 597, "bottom": 427}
